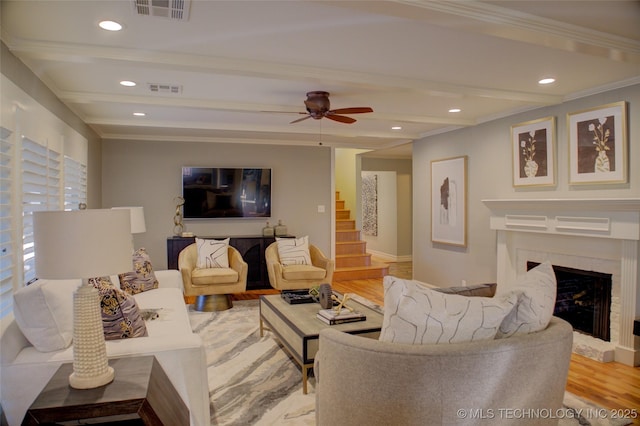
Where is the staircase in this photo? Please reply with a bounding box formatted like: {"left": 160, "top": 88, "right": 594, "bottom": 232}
{"left": 334, "top": 191, "right": 389, "bottom": 281}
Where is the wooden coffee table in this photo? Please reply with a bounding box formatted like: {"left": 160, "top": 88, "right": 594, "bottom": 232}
{"left": 259, "top": 294, "right": 383, "bottom": 394}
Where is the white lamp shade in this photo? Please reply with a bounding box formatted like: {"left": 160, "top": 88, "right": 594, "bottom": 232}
{"left": 112, "top": 206, "right": 146, "bottom": 234}
{"left": 34, "top": 209, "right": 133, "bottom": 279}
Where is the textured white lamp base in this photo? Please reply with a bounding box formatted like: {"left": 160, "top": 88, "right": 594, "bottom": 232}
{"left": 70, "top": 281, "right": 114, "bottom": 389}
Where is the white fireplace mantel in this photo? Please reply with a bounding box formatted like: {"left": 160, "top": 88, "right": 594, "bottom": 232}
{"left": 482, "top": 198, "right": 640, "bottom": 366}
{"left": 482, "top": 198, "right": 640, "bottom": 213}
{"left": 482, "top": 198, "right": 640, "bottom": 241}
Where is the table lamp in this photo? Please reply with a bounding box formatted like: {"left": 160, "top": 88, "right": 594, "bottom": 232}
{"left": 33, "top": 209, "right": 132, "bottom": 389}
{"left": 113, "top": 206, "right": 146, "bottom": 234}
{"left": 113, "top": 207, "right": 146, "bottom": 249}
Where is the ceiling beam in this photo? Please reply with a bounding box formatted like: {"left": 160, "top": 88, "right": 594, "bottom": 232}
{"left": 338, "top": 1, "right": 640, "bottom": 64}
{"left": 9, "top": 39, "right": 563, "bottom": 105}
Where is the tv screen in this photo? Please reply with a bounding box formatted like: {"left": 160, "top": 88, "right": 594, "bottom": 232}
{"left": 182, "top": 167, "right": 271, "bottom": 218}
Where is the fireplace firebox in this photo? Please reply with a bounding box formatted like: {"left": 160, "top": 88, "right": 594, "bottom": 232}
{"left": 528, "top": 262, "right": 612, "bottom": 341}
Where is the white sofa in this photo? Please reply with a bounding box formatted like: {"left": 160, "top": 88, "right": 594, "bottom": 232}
{"left": 0, "top": 270, "right": 210, "bottom": 426}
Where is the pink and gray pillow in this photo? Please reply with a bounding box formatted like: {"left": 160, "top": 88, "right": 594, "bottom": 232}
{"left": 118, "top": 248, "right": 159, "bottom": 295}
{"left": 89, "top": 276, "right": 148, "bottom": 340}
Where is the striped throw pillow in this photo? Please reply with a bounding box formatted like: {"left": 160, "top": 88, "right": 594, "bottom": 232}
{"left": 196, "top": 237, "right": 230, "bottom": 268}
{"left": 276, "top": 236, "right": 311, "bottom": 266}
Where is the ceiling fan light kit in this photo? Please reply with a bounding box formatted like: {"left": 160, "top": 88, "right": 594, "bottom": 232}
{"left": 290, "top": 91, "right": 373, "bottom": 124}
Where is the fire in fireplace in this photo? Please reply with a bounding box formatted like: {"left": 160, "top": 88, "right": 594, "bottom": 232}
{"left": 527, "top": 262, "right": 612, "bottom": 341}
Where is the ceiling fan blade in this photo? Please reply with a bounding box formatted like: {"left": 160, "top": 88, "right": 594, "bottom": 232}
{"left": 290, "top": 115, "right": 312, "bottom": 124}
{"left": 262, "top": 110, "right": 307, "bottom": 114}
{"left": 330, "top": 107, "right": 373, "bottom": 114}
{"left": 325, "top": 114, "right": 356, "bottom": 124}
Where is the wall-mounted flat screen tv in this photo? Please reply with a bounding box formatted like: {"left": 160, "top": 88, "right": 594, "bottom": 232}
{"left": 182, "top": 167, "right": 271, "bottom": 218}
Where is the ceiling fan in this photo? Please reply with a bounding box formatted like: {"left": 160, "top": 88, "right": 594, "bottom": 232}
{"left": 289, "top": 91, "right": 373, "bottom": 124}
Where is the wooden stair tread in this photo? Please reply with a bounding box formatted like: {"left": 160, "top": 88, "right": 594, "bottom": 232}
{"left": 336, "top": 252, "right": 372, "bottom": 268}
{"left": 335, "top": 262, "right": 388, "bottom": 271}
{"left": 333, "top": 263, "right": 389, "bottom": 281}
{"left": 335, "top": 191, "right": 385, "bottom": 280}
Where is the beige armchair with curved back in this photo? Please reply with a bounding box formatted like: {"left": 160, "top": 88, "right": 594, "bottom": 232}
{"left": 315, "top": 317, "right": 573, "bottom": 425}
{"left": 265, "top": 239, "right": 334, "bottom": 291}
{"left": 178, "top": 242, "right": 248, "bottom": 311}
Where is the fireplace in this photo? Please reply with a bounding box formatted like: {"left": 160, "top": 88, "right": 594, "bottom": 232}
{"left": 483, "top": 198, "right": 640, "bottom": 367}
{"left": 528, "top": 261, "right": 612, "bottom": 341}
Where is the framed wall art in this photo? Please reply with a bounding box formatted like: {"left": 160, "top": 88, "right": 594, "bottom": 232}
{"left": 568, "top": 101, "right": 627, "bottom": 185}
{"left": 361, "top": 172, "right": 378, "bottom": 236}
{"left": 431, "top": 156, "right": 467, "bottom": 247}
{"left": 511, "top": 116, "right": 555, "bottom": 187}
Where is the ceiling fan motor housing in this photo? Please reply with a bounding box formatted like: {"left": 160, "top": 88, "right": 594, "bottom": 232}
{"left": 305, "top": 91, "right": 331, "bottom": 118}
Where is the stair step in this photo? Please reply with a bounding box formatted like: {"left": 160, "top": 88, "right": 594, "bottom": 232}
{"left": 335, "top": 191, "right": 386, "bottom": 281}
{"left": 333, "top": 263, "right": 389, "bottom": 281}
{"left": 336, "top": 219, "right": 356, "bottom": 230}
{"left": 336, "top": 253, "right": 371, "bottom": 268}
{"left": 336, "top": 209, "right": 351, "bottom": 220}
{"left": 336, "top": 241, "right": 367, "bottom": 255}
{"left": 336, "top": 229, "right": 361, "bottom": 242}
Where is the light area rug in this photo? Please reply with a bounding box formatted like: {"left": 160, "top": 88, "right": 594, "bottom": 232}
{"left": 189, "top": 298, "right": 632, "bottom": 426}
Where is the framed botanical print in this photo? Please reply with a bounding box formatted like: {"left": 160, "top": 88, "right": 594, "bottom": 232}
{"left": 511, "top": 116, "right": 555, "bottom": 187}
{"left": 431, "top": 156, "right": 467, "bottom": 247}
{"left": 568, "top": 101, "right": 627, "bottom": 185}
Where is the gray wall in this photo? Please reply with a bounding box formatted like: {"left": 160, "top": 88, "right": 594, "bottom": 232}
{"left": 101, "top": 139, "right": 333, "bottom": 269}
{"left": 412, "top": 83, "right": 640, "bottom": 287}
{"left": 361, "top": 157, "right": 413, "bottom": 258}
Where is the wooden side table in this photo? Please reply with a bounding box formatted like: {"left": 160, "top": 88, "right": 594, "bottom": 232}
{"left": 22, "top": 356, "right": 189, "bottom": 426}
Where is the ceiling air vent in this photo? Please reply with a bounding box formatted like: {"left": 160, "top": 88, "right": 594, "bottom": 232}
{"left": 148, "top": 83, "right": 182, "bottom": 94}
{"left": 133, "top": 0, "right": 191, "bottom": 21}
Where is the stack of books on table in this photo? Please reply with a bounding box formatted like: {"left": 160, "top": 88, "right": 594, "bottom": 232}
{"left": 317, "top": 308, "right": 366, "bottom": 325}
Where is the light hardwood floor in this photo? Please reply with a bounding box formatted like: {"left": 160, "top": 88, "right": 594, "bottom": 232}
{"left": 237, "top": 261, "right": 640, "bottom": 420}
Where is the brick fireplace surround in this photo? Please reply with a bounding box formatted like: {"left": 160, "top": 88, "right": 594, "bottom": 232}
{"left": 483, "top": 198, "right": 640, "bottom": 367}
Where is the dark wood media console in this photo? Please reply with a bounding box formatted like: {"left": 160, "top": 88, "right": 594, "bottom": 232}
{"left": 167, "top": 235, "right": 292, "bottom": 290}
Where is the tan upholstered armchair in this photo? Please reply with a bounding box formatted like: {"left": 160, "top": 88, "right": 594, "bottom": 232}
{"left": 178, "top": 243, "right": 248, "bottom": 311}
{"left": 265, "top": 242, "right": 334, "bottom": 290}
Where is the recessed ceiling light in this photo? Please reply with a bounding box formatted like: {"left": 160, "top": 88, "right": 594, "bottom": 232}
{"left": 133, "top": 112, "right": 146, "bottom": 117}
{"left": 539, "top": 78, "right": 556, "bottom": 85}
{"left": 391, "top": 126, "right": 402, "bottom": 130}
{"left": 98, "top": 20, "right": 123, "bottom": 31}
{"left": 120, "top": 80, "right": 136, "bottom": 87}
{"left": 449, "top": 108, "right": 461, "bottom": 113}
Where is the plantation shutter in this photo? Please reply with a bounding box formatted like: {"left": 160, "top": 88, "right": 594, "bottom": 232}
{"left": 64, "top": 156, "right": 87, "bottom": 210}
{"left": 0, "top": 127, "right": 14, "bottom": 318}
{"left": 22, "top": 136, "right": 61, "bottom": 284}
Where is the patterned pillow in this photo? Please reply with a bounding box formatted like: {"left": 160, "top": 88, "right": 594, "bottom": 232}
{"left": 90, "top": 276, "right": 148, "bottom": 340}
{"left": 118, "top": 248, "right": 159, "bottom": 295}
{"left": 276, "top": 236, "right": 311, "bottom": 266}
{"left": 380, "top": 276, "right": 517, "bottom": 345}
{"left": 496, "top": 261, "right": 557, "bottom": 338}
{"left": 88, "top": 276, "right": 114, "bottom": 288}
{"left": 196, "top": 238, "right": 230, "bottom": 268}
